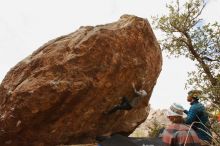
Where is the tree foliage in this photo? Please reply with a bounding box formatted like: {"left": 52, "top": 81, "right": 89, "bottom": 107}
{"left": 152, "top": 0, "right": 219, "bottom": 109}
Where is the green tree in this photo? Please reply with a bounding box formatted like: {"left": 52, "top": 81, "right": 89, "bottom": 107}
{"left": 148, "top": 119, "right": 164, "bottom": 138}
{"left": 152, "top": 0, "right": 220, "bottom": 143}
{"left": 152, "top": 0, "right": 219, "bottom": 109}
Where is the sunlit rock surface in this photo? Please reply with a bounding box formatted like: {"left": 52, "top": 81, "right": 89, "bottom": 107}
{"left": 0, "top": 14, "right": 162, "bottom": 146}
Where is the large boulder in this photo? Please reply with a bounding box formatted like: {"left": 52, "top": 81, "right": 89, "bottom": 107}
{"left": 0, "top": 15, "right": 162, "bottom": 146}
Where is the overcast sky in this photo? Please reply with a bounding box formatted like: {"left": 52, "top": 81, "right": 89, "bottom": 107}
{"left": 0, "top": 0, "right": 219, "bottom": 109}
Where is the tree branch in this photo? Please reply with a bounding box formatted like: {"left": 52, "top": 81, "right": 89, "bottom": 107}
{"left": 202, "top": 56, "right": 220, "bottom": 62}
{"left": 184, "top": 32, "right": 217, "bottom": 86}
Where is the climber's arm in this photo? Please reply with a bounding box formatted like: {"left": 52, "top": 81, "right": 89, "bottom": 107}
{"left": 132, "top": 83, "right": 147, "bottom": 97}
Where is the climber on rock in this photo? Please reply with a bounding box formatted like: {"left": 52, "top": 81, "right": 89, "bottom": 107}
{"left": 104, "top": 83, "right": 147, "bottom": 115}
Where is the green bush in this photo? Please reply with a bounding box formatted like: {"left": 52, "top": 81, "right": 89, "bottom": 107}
{"left": 148, "top": 119, "right": 164, "bottom": 138}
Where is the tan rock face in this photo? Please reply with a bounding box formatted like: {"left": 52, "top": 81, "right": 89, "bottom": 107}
{"left": 0, "top": 15, "right": 162, "bottom": 146}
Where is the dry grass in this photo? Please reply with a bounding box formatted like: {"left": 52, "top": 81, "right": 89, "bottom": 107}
{"left": 185, "top": 121, "right": 220, "bottom": 146}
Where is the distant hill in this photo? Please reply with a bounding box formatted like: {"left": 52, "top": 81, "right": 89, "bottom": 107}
{"left": 130, "top": 108, "right": 170, "bottom": 137}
